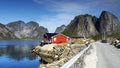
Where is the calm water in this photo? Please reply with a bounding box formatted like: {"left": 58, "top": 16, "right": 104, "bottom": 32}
{"left": 0, "top": 40, "right": 41, "bottom": 68}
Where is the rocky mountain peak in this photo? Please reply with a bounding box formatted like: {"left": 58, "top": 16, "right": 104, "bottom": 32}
{"left": 27, "top": 21, "right": 39, "bottom": 26}
{"left": 6, "top": 21, "right": 48, "bottom": 39}
{"left": 62, "top": 14, "right": 98, "bottom": 38}
{"left": 55, "top": 24, "right": 66, "bottom": 33}
{"left": 99, "top": 11, "right": 120, "bottom": 35}
{"left": 62, "top": 10, "right": 120, "bottom": 39}
{"left": 0, "top": 23, "right": 5, "bottom": 28}
{"left": 0, "top": 23, "right": 16, "bottom": 39}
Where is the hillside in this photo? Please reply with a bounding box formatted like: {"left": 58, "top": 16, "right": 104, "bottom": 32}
{"left": 55, "top": 25, "right": 66, "bottom": 33}
{"left": 0, "top": 23, "right": 17, "bottom": 39}
{"left": 62, "top": 11, "right": 120, "bottom": 39}
{"left": 0, "top": 21, "right": 48, "bottom": 40}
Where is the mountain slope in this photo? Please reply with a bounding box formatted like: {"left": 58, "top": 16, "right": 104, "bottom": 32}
{"left": 99, "top": 11, "right": 120, "bottom": 36}
{"left": 62, "top": 11, "right": 120, "bottom": 39}
{"left": 6, "top": 21, "right": 48, "bottom": 40}
{"left": 62, "top": 14, "right": 99, "bottom": 38}
{"left": 55, "top": 25, "right": 66, "bottom": 33}
{"left": 0, "top": 23, "right": 16, "bottom": 39}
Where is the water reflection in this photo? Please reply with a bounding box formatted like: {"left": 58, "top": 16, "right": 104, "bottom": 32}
{"left": 0, "top": 45, "right": 37, "bottom": 61}
{"left": 0, "top": 40, "right": 41, "bottom": 68}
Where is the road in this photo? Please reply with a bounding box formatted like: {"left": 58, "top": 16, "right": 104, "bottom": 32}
{"left": 95, "top": 42, "right": 120, "bottom": 68}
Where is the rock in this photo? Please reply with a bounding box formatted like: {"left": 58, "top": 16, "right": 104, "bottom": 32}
{"left": 36, "top": 43, "right": 86, "bottom": 68}
{"left": 39, "top": 64, "right": 46, "bottom": 68}
{"left": 55, "top": 25, "right": 66, "bottom": 33}
{"left": 62, "top": 11, "right": 120, "bottom": 39}
{"left": 0, "top": 23, "right": 16, "bottom": 39}
{"left": 6, "top": 21, "right": 48, "bottom": 39}
{"left": 99, "top": 11, "right": 120, "bottom": 35}
{"left": 32, "top": 44, "right": 71, "bottom": 63}
{"left": 62, "top": 14, "right": 99, "bottom": 38}
{"left": 0, "top": 20, "right": 48, "bottom": 40}
{"left": 32, "top": 43, "right": 85, "bottom": 64}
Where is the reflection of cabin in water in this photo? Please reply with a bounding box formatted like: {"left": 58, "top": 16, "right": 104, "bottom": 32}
{"left": 43, "top": 33, "right": 70, "bottom": 44}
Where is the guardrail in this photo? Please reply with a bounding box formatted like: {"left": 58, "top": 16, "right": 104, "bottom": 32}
{"left": 61, "top": 44, "right": 91, "bottom": 68}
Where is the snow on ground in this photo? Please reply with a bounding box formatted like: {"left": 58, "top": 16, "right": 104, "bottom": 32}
{"left": 84, "top": 44, "right": 98, "bottom": 68}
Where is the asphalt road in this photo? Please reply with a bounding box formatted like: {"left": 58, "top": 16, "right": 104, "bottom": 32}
{"left": 95, "top": 42, "right": 120, "bottom": 68}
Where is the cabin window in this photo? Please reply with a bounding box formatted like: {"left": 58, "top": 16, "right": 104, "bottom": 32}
{"left": 54, "top": 38, "right": 56, "bottom": 41}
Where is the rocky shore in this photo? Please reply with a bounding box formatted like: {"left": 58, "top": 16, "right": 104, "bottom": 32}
{"left": 70, "top": 45, "right": 93, "bottom": 68}
{"left": 32, "top": 39, "right": 94, "bottom": 68}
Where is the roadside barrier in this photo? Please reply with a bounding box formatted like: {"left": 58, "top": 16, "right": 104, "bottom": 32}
{"left": 61, "top": 44, "right": 91, "bottom": 68}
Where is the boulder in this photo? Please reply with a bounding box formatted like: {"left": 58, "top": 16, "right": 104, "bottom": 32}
{"left": 32, "top": 43, "right": 85, "bottom": 63}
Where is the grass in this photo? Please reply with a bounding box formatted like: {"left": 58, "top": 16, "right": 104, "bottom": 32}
{"left": 92, "top": 34, "right": 102, "bottom": 41}
{"left": 70, "top": 38, "right": 95, "bottom": 44}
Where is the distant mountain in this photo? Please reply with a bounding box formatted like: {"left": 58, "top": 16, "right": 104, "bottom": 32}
{"left": 55, "top": 25, "right": 66, "bottom": 33}
{"left": 0, "top": 11, "right": 120, "bottom": 40}
{"left": 0, "top": 23, "right": 16, "bottom": 39}
{"left": 62, "top": 11, "right": 120, "bottom": 39}
{"left": 6, "top": 21, "right": 48, "bottom": 40}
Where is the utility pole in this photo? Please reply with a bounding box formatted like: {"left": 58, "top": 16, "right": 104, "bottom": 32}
{"left": 102, "top": 31, "right": 107, "bottom": 41}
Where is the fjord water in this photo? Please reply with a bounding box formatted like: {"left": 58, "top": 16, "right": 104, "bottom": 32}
{"left": 0, "top": 40, "right": 41, "bottom": 68}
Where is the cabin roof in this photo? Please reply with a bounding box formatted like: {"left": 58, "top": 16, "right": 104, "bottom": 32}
{"left": 52, "top": 33, "right": 70, "bottom": 38}
{"left": 44, "top": 33, "right": 58, "bottom": 38}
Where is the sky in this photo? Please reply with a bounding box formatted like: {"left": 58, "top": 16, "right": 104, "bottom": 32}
{"left": 0, "top": 0, "right": 120, "bottom": 32}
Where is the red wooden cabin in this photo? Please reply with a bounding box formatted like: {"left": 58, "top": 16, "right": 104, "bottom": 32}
{"left": 43, "top": 33, "right": 70, "bottom": 44}
{"left": 52, "top": 34, "right": 70, "bottom": 44}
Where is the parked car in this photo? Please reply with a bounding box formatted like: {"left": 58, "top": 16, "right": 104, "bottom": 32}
{"left": 111, "top": 39, "right": 120, "bottom": 48}
{"left": 115, "top": 43, "right": 120, "bottom": 48}
{"left": 101, "top": 40, "right": 107, "bottom": 43}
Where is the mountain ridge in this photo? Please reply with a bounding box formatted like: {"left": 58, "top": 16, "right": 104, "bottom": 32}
{"left": 0, "top": 21, "right": 48, "bottom": 40}
{"left": 55, "top": 24, "right": 66, "bottom": 33}
{"left": 62, "top": 11, "right": 120, "bottom": 39}
{"left": 0, "top": 10, "right": 120, "bottom": 40}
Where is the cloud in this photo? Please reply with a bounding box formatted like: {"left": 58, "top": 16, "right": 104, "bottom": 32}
{"left": 33, "top": 0, "right": 120, "bottom": 32}
{"left": 37, "top": 13, "right": 74, "bottom": 32}
{"left": 51, "top": 2, "right": 89, "bottom": 13}
{"left": 88, "top": 0, "right": 120, "bottom": 9}
{"left": 33, "top": 0, "right": 92, "bottom": 33}
{"left": 33, "top": 0, "right": 90, "bottom": 13}
{"left": 33, "top": 0, "right": 97, "bottom": 32}
{"left": 33, "top": 0, "right": 120, "bottom": 13}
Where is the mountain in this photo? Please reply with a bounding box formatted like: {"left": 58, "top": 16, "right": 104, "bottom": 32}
{"left": 99, "top": 11, "right": 120, "bottom": 35}
{"left": 6, "top": 21, "right": 48, "bottom": 40}
{"left": 0, "top": 11, "right": 119, "bottom": 40}
{"left": 62, "top": 11, "right": 120, "bottom": 39}
{"left": 0, "top": 23, "right": 16, "bottom": 39}
{"left": 55, "top": 25, "right": 66, "bottom": 33}
{"left": 62, "top": 14, "right": 99, "bottom": 38}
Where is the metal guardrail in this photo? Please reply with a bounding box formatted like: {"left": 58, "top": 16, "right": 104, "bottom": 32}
{"left": 61, "top": 45, "right": 91, "bottom": 68}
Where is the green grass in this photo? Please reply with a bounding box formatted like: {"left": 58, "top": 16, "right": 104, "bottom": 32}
{"left": 92, "top": 34, "right": 102, "bottom": 41}
{"left": 108, "top": 32, "right": 120, "bottom": 39}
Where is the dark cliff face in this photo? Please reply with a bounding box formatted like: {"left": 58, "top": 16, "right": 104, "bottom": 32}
{"left": 6, "top": 21, "right": 48, "bottom": 40}
{"left": 55, "top": 25, "right": 66, "bottom": 33}
{"left": 62, "top": 14, "right": 99, "bottom": 38}
{"left": 0, "top": 23, "right": 16, "bottom": 39}
{"left": 99, "top": 11, "right": 120, "bottom": 35}
{"left": 62, "top": 11, "right": 120, "bottom": 38}
{"left": 0, "top": 11, "right": 119, "bottom": 39}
